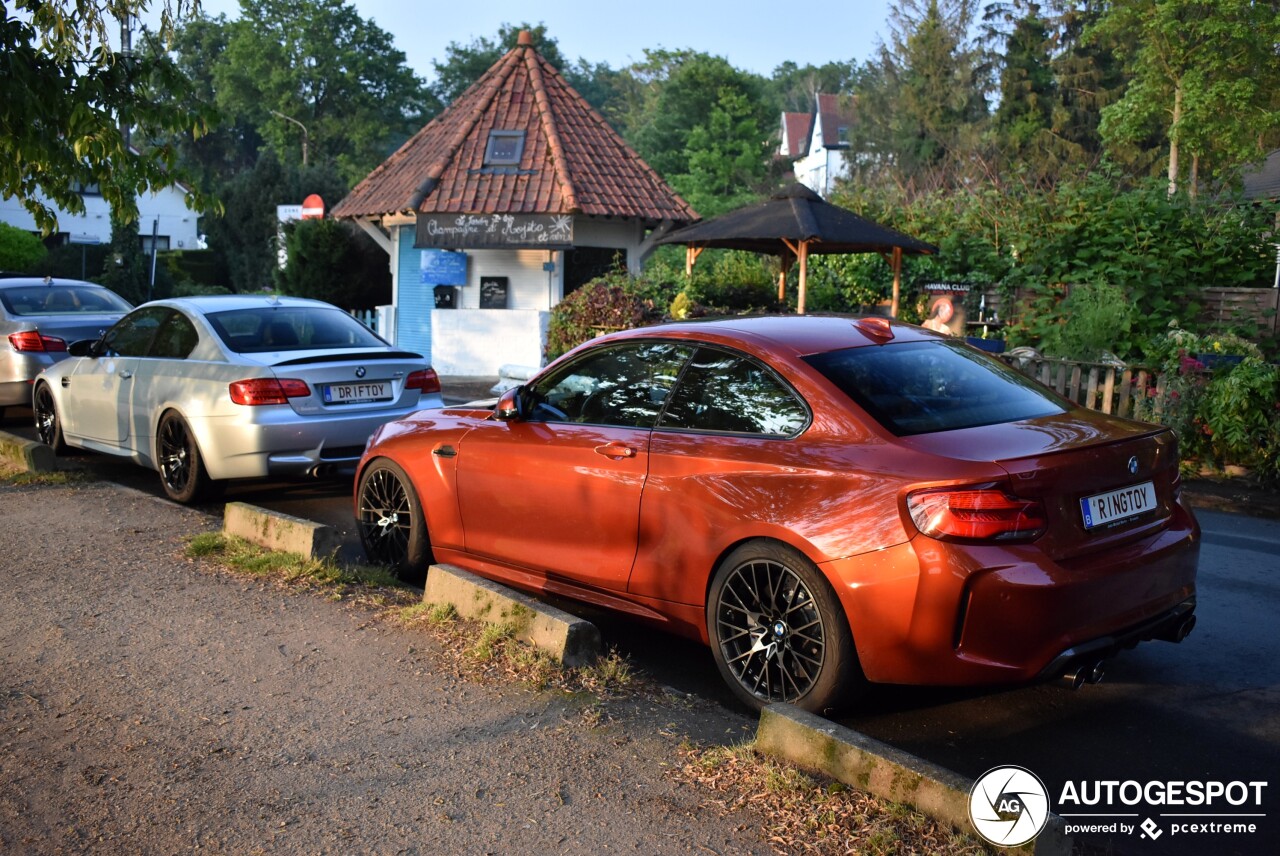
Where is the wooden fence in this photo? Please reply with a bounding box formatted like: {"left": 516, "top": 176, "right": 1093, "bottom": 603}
{"left": 971, "top": 285, "right": 1279, "bottom": 340}
{"left": 1197, "top": 287, "right": 1280, "bottom": 337}
{"left": 1000, "top": 353, "right": 1165, "bottom": 420}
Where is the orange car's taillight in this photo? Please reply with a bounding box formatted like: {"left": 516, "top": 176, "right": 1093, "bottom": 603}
{"left": 907, "top": 487, "right": 1047, "bottom": 542}
{"left": 406, "top": 368, "right": 441, "bottom": 394}
{"left": 8, "top": 331, "right": 67, "bottom": 353}
{"left": 229, "top": 378, "right": 310, "bottom": 406}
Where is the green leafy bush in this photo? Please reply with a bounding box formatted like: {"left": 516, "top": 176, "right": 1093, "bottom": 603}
{"left": 0, "top": 222, "right": 46, "bottom": 271}
{"left": 1133, "top": 323, "right": 1279, "bottom": 482}
{"left": 545, "top": 272, "right": 660, "bottom": 361}
{"left": 1038, "top": 282, "right": 1135, "bottom": 361}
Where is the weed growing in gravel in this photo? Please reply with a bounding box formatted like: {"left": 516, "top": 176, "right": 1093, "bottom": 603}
{"left": 398, "top": 601, "right": 458, "bottom": 626}
{"left": 575, "top": 649, "right": 634, "bottom": 695}
{"left": 675, "top": 743, "right": 989, "bottom": 855}
{"left": 471, "top": 622, "right": 518, "bottom": 662}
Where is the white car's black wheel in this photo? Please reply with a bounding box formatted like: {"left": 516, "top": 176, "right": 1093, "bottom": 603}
{"left": 707, "top": 540, "right": 861, "bottom": 713}
{"left": 156, "top": 412, "right": 216, "bottom": 504}
{"left": 356, "top": 459, "right": 431, "bottom": 582}
{"left": 32, "top": 383, "right": 66, "bottom": 453}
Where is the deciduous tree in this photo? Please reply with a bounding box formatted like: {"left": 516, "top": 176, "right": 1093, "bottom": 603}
{"left": 214, "top": 0, "right": 432, "bottom": 185}
{"left": 1093, "top": 0, "right": 1280, "bottom": 195}
{"left": 0, "top": 0, "right": 212, "bottom": 233}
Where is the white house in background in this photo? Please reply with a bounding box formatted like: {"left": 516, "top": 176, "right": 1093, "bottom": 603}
{"left": 0, "top": 181, "right": 201, "bottom": 253}
{"left": 779, "top": 94, "right": 856, "bottom": 198}
{"left": 331, "top": 30, "right": 696, "bottom": 377}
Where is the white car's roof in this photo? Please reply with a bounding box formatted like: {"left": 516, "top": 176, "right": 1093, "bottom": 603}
{"left": 148, "top": 294, "right": 338, "bottom": 314}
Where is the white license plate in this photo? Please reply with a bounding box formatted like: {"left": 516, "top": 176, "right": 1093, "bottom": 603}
{"left": 1080, "top": 481, "right": 1157, "bottom": 530}
{"left": 322, "top": 381, "right": 390, "bottom": 404}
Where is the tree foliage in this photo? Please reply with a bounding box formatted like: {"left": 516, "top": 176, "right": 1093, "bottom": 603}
{"left": 213, "top": 0, "right": 432, "bottom": 185}
{"left": 274, "top": 218, "right": 390, "bottom": 309}
{"left": 1, "top": 0, "right": 213, "bottom": 233}
{"left": 1092, "top": 0, "right": 1280, "bottom": 194}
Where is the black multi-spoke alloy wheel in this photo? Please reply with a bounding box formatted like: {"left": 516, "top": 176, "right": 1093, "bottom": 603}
{"left": 32, "top": 383, "right": 66, "bottom": 453}
{"left": 708, "top": 540, "right": 859, "bottom": 713}
{"left": 156, "top": 412, "right": 216, "bottom": 504}
{"left": 356, "top": 458, "right": 431, "bottom": 582}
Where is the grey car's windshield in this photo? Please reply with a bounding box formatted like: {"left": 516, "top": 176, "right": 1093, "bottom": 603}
{"left": 804, "top": 339, "right": 1065, "bottom": 435}
{"left": 206, "top": 306, "right": 389, "bottom": 353}
{"left": 1, "top": 285, "right": 132, "bottom": 316}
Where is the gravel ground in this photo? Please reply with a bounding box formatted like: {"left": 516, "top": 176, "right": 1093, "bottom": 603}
{"left": 0, "top": 479, "right": 767, "bottom": 855}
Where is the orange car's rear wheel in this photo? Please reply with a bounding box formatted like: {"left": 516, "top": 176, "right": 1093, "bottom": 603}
{"left": 708, "top": 540, "right": 860, "bottom": 714}
{"left": 356, "top": 459, "right": 431, "bottom": 583}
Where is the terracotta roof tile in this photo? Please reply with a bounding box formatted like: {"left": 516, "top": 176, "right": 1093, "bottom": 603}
{"left": 332, "top": 36, "right": 696, "bottom": 223}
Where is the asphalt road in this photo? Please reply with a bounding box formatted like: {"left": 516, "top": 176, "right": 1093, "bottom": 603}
{"left": 4, "top": 406, "right": 1277, "bottom": 855}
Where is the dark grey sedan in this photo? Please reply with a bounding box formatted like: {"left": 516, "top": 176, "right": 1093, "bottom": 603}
{"left": 0, "top": 277, "right": 132, "bottom": 416}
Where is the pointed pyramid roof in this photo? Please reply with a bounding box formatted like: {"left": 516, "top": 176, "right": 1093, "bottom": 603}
{"left": 332, "top": 31, "right": 696, "bottom": 224}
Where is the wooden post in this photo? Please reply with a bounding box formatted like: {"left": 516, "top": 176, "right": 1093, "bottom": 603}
{"left": 778, "top": 255, "right": 794, "bottom": 303}
{"left": 684, "top": 246, "right": 706, "bottom": 277}
{"left": 797, "top": 241, "right": 810, "bottom": 315}
{"left": 890, "top": 246, "right": 903, "bottom": 318}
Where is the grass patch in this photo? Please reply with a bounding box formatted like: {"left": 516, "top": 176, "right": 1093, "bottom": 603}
{"left": 0, "top": 467, "right": 91, "bottom": 488}
{"left": 676, "top": 743, "right": 990, "bottom": 855}
{"left": 184, "top": 533, "right": 415, "bottom": 605}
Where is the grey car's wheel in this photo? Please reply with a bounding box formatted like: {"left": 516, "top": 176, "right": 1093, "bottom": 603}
{"left": 356, "top": 458, "right": 431, "bottom": 582}
{"left": 156, "top": 412, "right": 216, "bottom": 504}
{"left": 32, "top": 383, "right": 66, "bottom": 453}
{"left": 707, "top": 540, "right": 861, "bottom": 713}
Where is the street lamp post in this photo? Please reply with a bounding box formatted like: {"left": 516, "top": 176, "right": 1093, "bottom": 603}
{"left": 270, "top": 110, "right": 309, "bottom": 167}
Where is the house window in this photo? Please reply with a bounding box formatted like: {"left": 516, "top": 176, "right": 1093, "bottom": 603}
{"left": 72, "top": 180, "right": 101, "bottom": 196}
{"left": 837, "top": 126, "right": 849, "bottom": 144}
{"left": 141, "top": 235, "right": 170, "bottom": 254}
{"left": 484, "top": 130, "right": 525, "bottom": 166}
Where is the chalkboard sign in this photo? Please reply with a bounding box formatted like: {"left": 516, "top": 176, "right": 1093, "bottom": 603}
{"left": 479, "top": 276, "right": 508, "bottom": 309}
{"left": 420, "top": 249, "right": 468, "bottom": 285}
{"left": 416, "top": 214, "right": 574, "bottom": 249}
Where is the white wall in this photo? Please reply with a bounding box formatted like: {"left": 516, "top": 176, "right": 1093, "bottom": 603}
{"left": 383, "top": 214, "right": 648, "bottom": 376}
{"left": 0, "top": 187, "right": 201, "bottom": 249}
{"left": 429, "top": 309, "right": 550, "bottom": 376}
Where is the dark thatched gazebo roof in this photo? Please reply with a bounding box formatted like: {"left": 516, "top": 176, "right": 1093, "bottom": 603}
{"left": 655, "top": 183, "right": 937, "bottom": 315}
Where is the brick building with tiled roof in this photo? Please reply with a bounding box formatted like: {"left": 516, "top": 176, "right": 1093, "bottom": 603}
{"left": 331, "top": 30, "right": 695, "bottom": 375}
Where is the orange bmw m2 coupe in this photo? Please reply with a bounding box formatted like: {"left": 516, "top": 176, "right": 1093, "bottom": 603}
{"left": 355, "top": 316, "right": 1199, "bottom": 712}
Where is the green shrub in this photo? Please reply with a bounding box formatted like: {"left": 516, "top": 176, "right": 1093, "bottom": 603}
{"left": 1038, "top": 282, "right": 1135, "bottom": 361}
{"left": 545, "top": 271, "right": 660, "bottom": 360}
{"left": 0, "top": 222, "right": 46, "bottom": 271}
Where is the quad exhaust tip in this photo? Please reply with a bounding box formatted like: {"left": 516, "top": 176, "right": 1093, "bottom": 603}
{"left": 1060, "top": 659, "right": 1106, "bottom": 690}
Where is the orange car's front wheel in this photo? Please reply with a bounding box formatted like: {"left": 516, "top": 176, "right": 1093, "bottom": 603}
{"left": 707, "top": 540, "right": 861, "bottom": 714}
{"left": 356, "top": 458, "right": 431, "bottom": 583}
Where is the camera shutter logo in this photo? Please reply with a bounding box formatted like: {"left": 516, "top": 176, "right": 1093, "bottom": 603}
{"left": 969, "top": 766, "right": 1050, "bottom": 847}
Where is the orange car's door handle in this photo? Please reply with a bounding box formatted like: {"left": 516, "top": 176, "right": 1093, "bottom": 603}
{"left": 594, "top": 443, "right": 636, "bottom": 460}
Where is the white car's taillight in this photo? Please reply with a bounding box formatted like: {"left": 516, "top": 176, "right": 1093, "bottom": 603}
{"left": 229, "top": 378, "right": 310, "bottom": 406}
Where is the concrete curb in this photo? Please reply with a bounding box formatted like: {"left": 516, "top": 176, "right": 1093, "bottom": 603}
{"left": 755, "top": 704, "right": 1072, "bottom": 855}
{"left": 222, "top": 501, "right": 341, "bottom": 560}
{"left": 423, "top": 563, "right": 601, "bottom": 668}
{"left": 0, "top": 429, "right": 56, "bottom": 474}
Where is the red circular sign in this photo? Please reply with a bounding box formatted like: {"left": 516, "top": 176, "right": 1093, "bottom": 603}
{"left": 300, "top": 194, "right": 325, "bottom": 219}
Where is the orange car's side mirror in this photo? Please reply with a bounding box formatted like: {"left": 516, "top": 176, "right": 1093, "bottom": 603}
{"left": 494, "top": 386, "right": 523, "bottom": 421}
